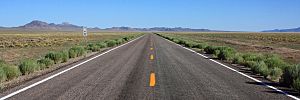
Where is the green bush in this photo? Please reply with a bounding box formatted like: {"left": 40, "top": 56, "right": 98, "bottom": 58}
{"left": 193, "top": 43, "right": 208, "bottom": 49}
{"left": 106, "top": 40, "right": 117, "bottom": 47}
{"left": 178, "top": 40, "right": 187, "bottom": 45}
{"left": 217, "top": 47, "right": 236, "bottom": 60}
{"left": 123, "top": 37, "right": 129, "bottom": 41}
{"left": 61, "top": 50, "right": 69, "bottom": 63}
{"left": 213, "top": 50, "right": 220, "bottom": 57}
{"left": 252, "top": 61, "right": 269, "bottom": 78}
{"left": 204, "top": 46, "right": 217, "bottom": 54}
{"left": 45, "top": 52, "right": 62, "bottom": 64}
{"left": 244, "top": 61, "right": 256, "bottom": 69}
{"left": 184, "top": 41, "right": 196, "bottom": 48}
{"left": 115, "top": 39, "right": 124, "bottom": 45}
{"left": 232, "top": 55, "right": 244, "bottom": 64}
{"left": 96, "top": 42, "right": 107, "bottom": 48}
{"left": 37, "top": 58, "right": 54, "bottom": 68}
{"left": 292, "top": 78, "right": 300, "bottom": 92}
{"left": 0, "top": 67, "right": 6, "bottom": 82}
{"left": 270, "top": 67, "right": 283, "bottom": 81}
{"left": 242, "top": 53, "right": 265, "bottom": 62}
{"left": 87, "top": 43, "right": 100, "bottom": 52}
{"left": 281, "top": 64, "right": 300, "bottom": 87}
{"left": 264, "top": 55, "right": 286, "bottom": 69}
{"left": 68, "top": 46, "right": 86, "bottom": 58}
{"left": 19, "top": 59, "right": 39, "bottom": 75}
{"left": 2, "top": 65, "right": 20, "bottom": 80}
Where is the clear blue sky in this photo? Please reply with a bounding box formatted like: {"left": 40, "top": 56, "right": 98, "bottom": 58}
{"left": 0, "top": 0, "right": 300, "bottom": 31}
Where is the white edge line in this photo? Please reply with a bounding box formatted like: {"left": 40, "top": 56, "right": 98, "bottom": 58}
{"left": 0, "top": 35, "right": 144, "bottom": 100}
{"left": 162, "top": 36, "right": 300, "bottom": 100}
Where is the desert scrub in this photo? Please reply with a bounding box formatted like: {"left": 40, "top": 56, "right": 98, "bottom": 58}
{"left": 106, "top": 40, "right": 117, "bottom": 47}
{"left": 45, "top": 52, "right": 62, "bottom": 64}
{"left": 194, "top": 43, "right": 208, "bottom": 49}
{"left": 0, "top": 67, "right": 6, "bottom": 82}
{"left": 264, "top": 54, "right": 286, "bottom": 69}
{"left": 281, "top": 64, "right": 300, "bottom": 89}
{"left": 232, "top": 54, "right": 244, "bottom": 64}
{"left": 37, "top": 58, "right": 54, "bottom": 69}
{"left": 19, "top": 59, "right": 39, "bottom": 75}
{"left": 252, "top": 61, "right": 269, "bottom": 78}
{"left": 270, "top": 67, "right": 283, "bottom": 81}
{"left": 96, "top": 42, "right": 107, "bottom": 48}
{"left": 217, "top": 47, "right": 236, "bottom": 61}
{"left": 0, "top": 61, "right": 21, "bottom": 81}
{"left": 242, "top": 53, "right": 265, "bottom": 62}
{"left": 204, "top": 46, "right": 217, "bottom": 54}
{"left": 87, "top": 43, "right": 100, "bottom": 52}
{"left": 68, "top": 46, "right": 86, "bottom": 58}
{"left": 61, "top": 50, "right": 69, "bottom": 63}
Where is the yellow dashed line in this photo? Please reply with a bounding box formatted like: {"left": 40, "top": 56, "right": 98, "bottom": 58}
{"left": 150, "top": 72, "right": 156, "bottom": 87}
{"left": 150, "top": 47, "right": 154, "bottom": 50}
{"left": 150, "top": 54, "right": 154, "bottom": 60}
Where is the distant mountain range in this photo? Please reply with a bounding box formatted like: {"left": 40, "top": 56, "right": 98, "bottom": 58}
{"left": 1, "top": 20, "right": 299, "bottom": 32}
{"left": 262, "top": 27, "right": 300, "bottom": 32}
{"left": 0, "top": 20, "right": 220, "bottom": 32}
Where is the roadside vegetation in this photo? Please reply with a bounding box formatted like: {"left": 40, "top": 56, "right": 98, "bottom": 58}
{"left": 156, "top": 33, "right": 300, "bottom": 92}
{"left": 0, "top": 31, "right": 142, "bottom": 88}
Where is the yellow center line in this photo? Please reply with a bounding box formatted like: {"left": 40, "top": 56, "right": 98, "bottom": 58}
{"left": 150, "top": 54, "right": 154, "bottom": 60}
{"left": 150, "top": 47, "right": 154, "bottom": 50}
{"left": 150, "top": 72, "right": 156, "bottom": 87}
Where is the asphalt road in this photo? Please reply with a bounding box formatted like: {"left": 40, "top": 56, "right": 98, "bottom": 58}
{"left": 0, "top": 34, "right": 295, "bottom": 100}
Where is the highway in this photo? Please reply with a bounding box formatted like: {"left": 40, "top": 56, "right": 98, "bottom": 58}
{"left": 0, "top": 34, "right": 295, "bottom": 100}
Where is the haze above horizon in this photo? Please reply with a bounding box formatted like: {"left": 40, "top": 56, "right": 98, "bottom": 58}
{"left": 0, "top": 0, "right": 300, "bottom": 31}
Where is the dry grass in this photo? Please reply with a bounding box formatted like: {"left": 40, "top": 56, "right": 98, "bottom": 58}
{"left": 0, "top": 31, "right": 142, "bottom": 64}
{"left": 161, "top": 32, "right": 300, "bottom": 64}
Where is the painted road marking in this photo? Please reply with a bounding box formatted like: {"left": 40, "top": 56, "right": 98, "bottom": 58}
{"left": 150, "top": 54, "right": 154, "bottom": 60}
{"left": 150, "top": 72, "right": 156, "bottom": 87}
{"left": 0, "top": 35, "right": 145, "bottom": 100}
{"left": 162, "top": 36, "right": 300, "bottom": 100}
{"left": 150, "top": 47, "right": 154, "bottom": 50}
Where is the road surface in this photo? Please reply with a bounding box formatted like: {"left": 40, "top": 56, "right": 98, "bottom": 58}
{"left": 0, "top": 34, "right": 295, "bottom": 100}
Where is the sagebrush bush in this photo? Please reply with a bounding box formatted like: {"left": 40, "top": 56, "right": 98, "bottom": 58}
{"left": 281, "top": 64, "right": 300, "bottom": 87}
{"left": 19, "top": 59, "right": 39, "bottom": 75}
{"left": 242, "top": 53, "right": 265, "bottom": 62}
{"left": 96, "top": 42, "right": 107, "bottom": 48}
{"left": 293, "top": 78, "right": 300, "bottom": 92}
{"left": 123, "top": 37, "right": 129, "bottom": 41}
{"left": 0, "top": 67, "right": 6, "bottom": 82}
{"left": 61, "top": 50, "right": 69, "bottom": 63}
{"left": 204, "top": 46, "right": 217, "bottom": 54}
{"left": 106, "top": 40, "right": 117, "bottom": 47}
{"left": 0, "top": 61, "right": 21, "bottom": 81}
{"left": 264, "top": 55, "right": 286, "bottom": 69}
{"left": 37, "top": 58, "right": 54, "bottom": 68}
{"left": 232, "top": 55, "right": 244, "bottom": 64}
{"left": 253, "top": 61, "right": 269, "bottom": 78}
{"left": 2, "top": 65, "right": 20, "bottom": 80}
{"left": 68, "top": 46, "right": 85, "bottom": 58}
{"left": 270, "top": 67, "right": 283, "bottom": 81}
{"left": 213, "top": 50, "right": 220, "bottom": 57}
{"left": 45, "top": 52, "right": 62, "bottom": 64}
{"left": 178, "top": 40, "right": 186, "bottom": 45}
{"left": 184, "top": 41, "right": 196, "bottom": 48}
{"left": 0, "top": 61, "right": 7, "bottom": 82}
{"left": 194, "top": 43, "right": 208, "bottom": 49}
{"left": 217, "top": 47, "right": 236, "bottom": 60}
{"left": 87, "top": 44, "right": 100, "bottom": 52}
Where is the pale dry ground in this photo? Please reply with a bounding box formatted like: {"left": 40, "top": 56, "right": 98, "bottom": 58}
{"left": 0, "top": 31, "right": 142, "bottom": 65}
{"left": 161, "top": 32, "right": 300, "bottom": 64}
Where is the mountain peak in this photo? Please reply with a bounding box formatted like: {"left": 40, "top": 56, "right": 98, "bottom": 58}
{"left": 19, "top": 20, "right": 81, "bottom": 31}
